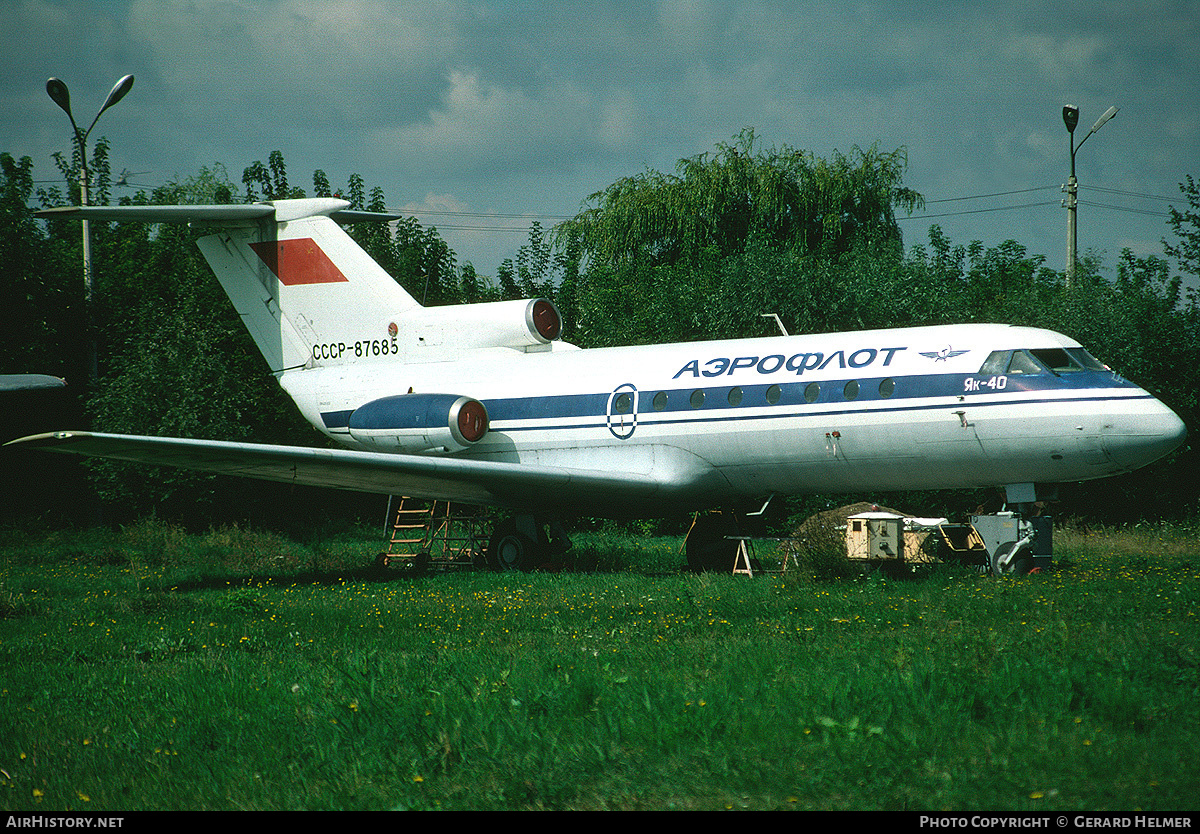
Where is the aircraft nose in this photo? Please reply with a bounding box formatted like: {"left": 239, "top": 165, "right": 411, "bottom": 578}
{"left": 1102, "top": 399, "right": 1188, "bottom": 471}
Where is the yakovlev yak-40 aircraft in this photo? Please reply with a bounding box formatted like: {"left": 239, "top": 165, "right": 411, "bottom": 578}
{"left": 8, "top": 198, "right": 1187, "bottom": 572}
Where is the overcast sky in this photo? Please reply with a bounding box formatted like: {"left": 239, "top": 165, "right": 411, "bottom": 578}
{"left": 4, "top": 0, "right": 1198, "bottom": 283}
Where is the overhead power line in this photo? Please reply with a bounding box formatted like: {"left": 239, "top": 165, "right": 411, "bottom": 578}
{"left": 28, "top": 177, "right": 1178, "bottom": 231}
{"left": 900, "top": 201, "right": 1059, "bottom": 221}
{"left": 403, "top": 208, "right": 574, "bottom": 221}
{"left": 1089, "top": 185, "right": 1182, "bottom": 203}
{"left": 924, "top": 186, "right": 1058, "bottom": 204}
{"left": 1077, "top": 200, "right": 1172, "bottom": 218}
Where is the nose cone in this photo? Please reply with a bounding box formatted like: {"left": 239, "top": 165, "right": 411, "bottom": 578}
{"left": 1103, "top": 400, "right": 1188, "bottom": 471}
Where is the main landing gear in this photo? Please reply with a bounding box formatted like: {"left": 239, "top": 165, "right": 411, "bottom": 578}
{"left": 378, "top": 499, "right": 570, "bottom": 573}
{"left": 486, "top": 515, "right": 571, "bottom": 572}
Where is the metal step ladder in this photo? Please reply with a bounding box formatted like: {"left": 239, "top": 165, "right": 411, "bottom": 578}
{"left": 376, "top": 497, "right": 489, "bottom": 572}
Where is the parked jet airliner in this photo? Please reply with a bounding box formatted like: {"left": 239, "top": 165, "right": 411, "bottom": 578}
{"left": 8, "top": 198, "right": 1187, "bottom": 570}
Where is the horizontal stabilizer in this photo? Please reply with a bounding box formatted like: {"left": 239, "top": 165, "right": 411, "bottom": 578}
{"left": 35, "top": 199, "right": 405, "bottom": 226}
{"left": 4, "top": 432, "right": 667, "bottom": 512}
{"left": 0, "top": 374, "right": 66, "bottom": 392}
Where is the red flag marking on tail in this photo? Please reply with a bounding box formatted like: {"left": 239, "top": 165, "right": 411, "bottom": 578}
{"left": 249, "top": 239, "right": 349, "bottom": 286}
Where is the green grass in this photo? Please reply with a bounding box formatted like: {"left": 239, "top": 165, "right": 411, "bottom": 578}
{"left": 1, "top": 519, "right": 1197, "bottom": 810}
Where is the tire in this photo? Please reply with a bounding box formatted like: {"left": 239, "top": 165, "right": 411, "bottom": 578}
{"left": 990, "top": 541, "right": 1034, "bottom": 576}
{"left": 488, "top": 519, "right": 542, "bottom": 572}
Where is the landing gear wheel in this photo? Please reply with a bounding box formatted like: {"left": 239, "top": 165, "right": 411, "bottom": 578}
{"left": 990, "top": 541, "right": 1034, "bottom": 576}
{"left": 488, "top": 519, "right": 543, "bottom": 572}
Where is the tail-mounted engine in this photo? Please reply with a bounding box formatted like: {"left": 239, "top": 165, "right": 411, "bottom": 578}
{"left": 399, "top": 298, "right": 562, "bottom": 352}
{"left": 348, "top": 393, "right": 488, "bottom": 453}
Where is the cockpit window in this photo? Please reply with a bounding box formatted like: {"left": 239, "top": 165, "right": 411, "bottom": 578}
{"left": 1066, "top": 347, "right": 1108, "bottom": 371}
{"left": 979, "top": 346, "right": 1110, "bottom": 377}
{"left": 1030, "top": 348, "right": 1083, "bottom": 373}
{"left": 978, "top": 350, "right": 1010, "bottom": 375}
{"left": 1005, "top": 350, "right": 1044, "bottom": 375}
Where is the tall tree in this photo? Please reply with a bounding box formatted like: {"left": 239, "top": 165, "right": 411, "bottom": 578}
{"left": 1164, "top": 174, "right": 1200, "bottom": 281}
{"left": 242, "top": 150, "right": 305, "bottom": 201}
{"left": 0, "top": 153, "right": 75, "bottom": 375}
{"left": 555, "top": 128, "right": 923, "bottom": 270}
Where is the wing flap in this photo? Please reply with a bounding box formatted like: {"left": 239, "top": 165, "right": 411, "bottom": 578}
{"left": 5, "top": 432, "right": 669, "bottom": 511}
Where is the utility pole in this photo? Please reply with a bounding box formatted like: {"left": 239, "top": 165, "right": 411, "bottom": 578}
{"left": 1062, "top": 103, "right": 1118, "bottom": 289}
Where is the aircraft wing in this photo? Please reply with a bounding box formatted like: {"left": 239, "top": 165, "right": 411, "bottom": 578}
{"left": 4, "top": 431, "right": 669, "bottom": 511}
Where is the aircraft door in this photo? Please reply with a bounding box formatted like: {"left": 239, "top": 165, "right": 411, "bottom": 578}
{"left": 606, "top": 383, "right": 639, "bottom": 440}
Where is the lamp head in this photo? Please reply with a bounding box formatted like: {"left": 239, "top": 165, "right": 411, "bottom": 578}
{"left": 100, "top": 75, "right": 135, "bottom": 116}
{"left": 1089, "top": 105, "right": 1118, "bottom": 135}
{"left": 46, "top": 77, "right": 72, "bottom": 117}
{"left": 1063, "top": 104, "right": 1079, "bottom": 134}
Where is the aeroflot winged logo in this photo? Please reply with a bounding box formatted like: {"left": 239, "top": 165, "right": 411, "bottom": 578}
{"left": 249, "top": 239, "right": 349, "bottom": 286}
{"left": 920, "top": 347, "right": 970, "bottom": 362}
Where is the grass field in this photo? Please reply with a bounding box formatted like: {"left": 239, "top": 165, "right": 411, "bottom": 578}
{"left": 1, "top": 518, "right": 1197, "bottom": 811}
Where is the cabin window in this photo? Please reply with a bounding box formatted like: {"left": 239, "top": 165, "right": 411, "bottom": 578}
{"left": 613, "top": 392, "right": 633, "bottom": 414}
{"left": 766, "top": 384, "right": 782, "bottom": 405}
{"left": 653, "top": 391, "right": 668, "bottom": 411}
{"left": 727, "top": 387, "right": 743, "bottom": 406}
{"left": 804, "top": 382, "right": 820, "bottom": 403}
{"left": 690, "top": 390, "right": 705, "bottom": 409}
{"left": 1005, "top": 350, "right": 1044, "bottom": 375}
{"left": 843, "top": 379, "right": 859, "bottom": 401}
{"left": 878, "top": 378, "right": 895, "bottom": 398}
{"left": 852, "top": 520, "right": 862, "bottom": 532}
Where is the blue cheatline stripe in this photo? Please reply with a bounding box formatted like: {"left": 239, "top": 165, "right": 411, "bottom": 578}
{"left": 321, "top": 370, "right": 1141, "bottom": 432}
{"left": 493, "top": 393, "right": 1153, "bottom": 433}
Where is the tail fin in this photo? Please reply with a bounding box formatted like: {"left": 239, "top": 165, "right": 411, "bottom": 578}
{"left": 196, "top": 203, "right": 420, "bottom": 371}
{"left": 39, "top": 199, "right": 420, "bottom": 373}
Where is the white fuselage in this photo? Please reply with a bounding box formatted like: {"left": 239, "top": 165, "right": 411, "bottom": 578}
{"left": 278, "top": 322, "right": 1185, "bottom": 512}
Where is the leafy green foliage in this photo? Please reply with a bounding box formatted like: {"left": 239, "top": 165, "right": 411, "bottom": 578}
{"left": 556, "top": 127, "right": 923, "bottom": 269}
{"left": 1164, "top": 174, "right": 1200, "bottom": 280}
{"left": 0, "top": 153, "right": 81, "bottom": 379}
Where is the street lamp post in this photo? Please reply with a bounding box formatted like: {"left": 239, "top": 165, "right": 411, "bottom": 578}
{"left": 1062, "top": 103, "right": 1118, "bottom": 288}
{"left": 46, "top": 74, "right": 134, "bottom": 385}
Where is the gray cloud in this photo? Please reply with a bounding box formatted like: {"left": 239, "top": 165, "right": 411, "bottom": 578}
{"left": 4, "top": 0, "right": 1197, "bottom": 275}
